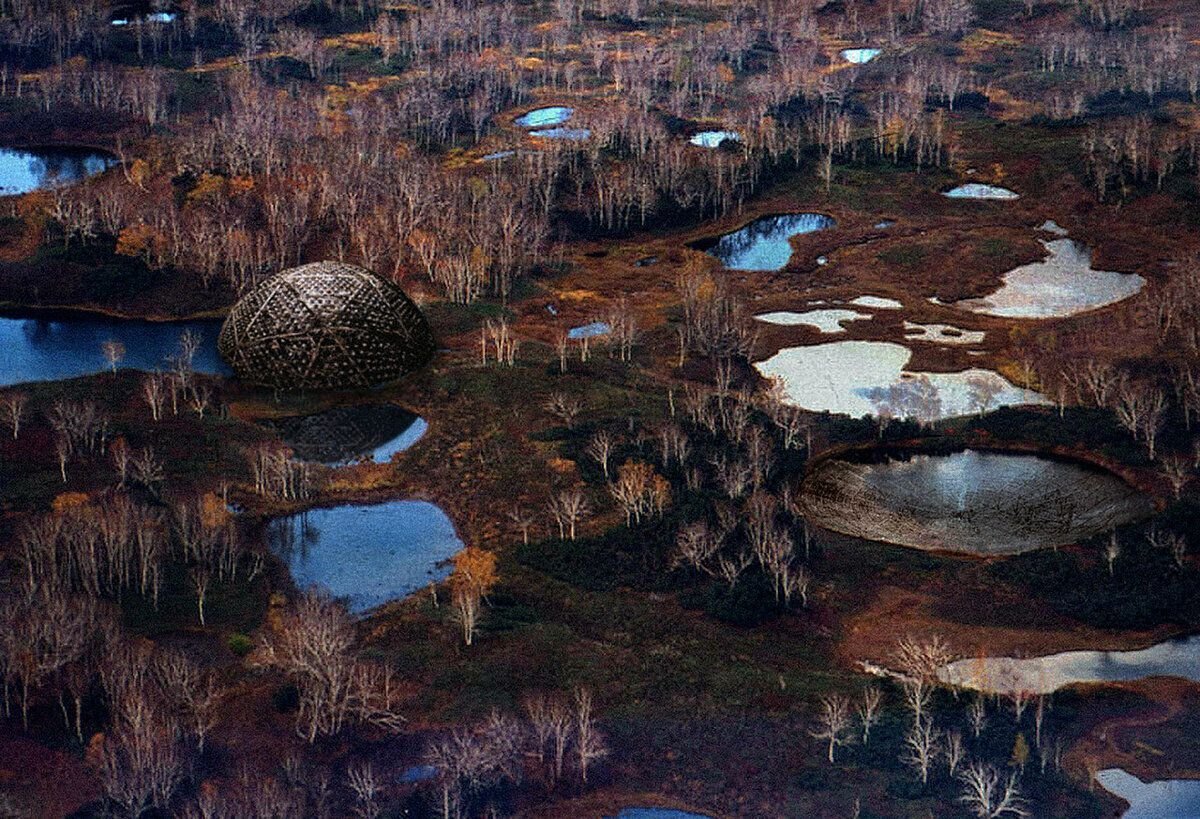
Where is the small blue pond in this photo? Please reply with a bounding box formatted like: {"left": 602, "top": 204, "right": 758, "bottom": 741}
{"left": 703, "top": 213, "right": 835, "bottom": 272}
{"left": 514, "top": 106, "right": 573, "bottom": 128}
{"left": 0, "top": 316, "right": 226, "bottom": 386}
{"left": 568, "top": 321, "right": 611, "bottom": 340}
{"left": 267, "top": 500, "right": 463, "bottom": 614}
{"left": 0, "top": 147, "right": 117, "bottom": 195}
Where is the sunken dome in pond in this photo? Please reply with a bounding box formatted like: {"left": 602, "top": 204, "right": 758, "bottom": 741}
{"left": 218, "top": 261, "right": 435, "bottom": 390}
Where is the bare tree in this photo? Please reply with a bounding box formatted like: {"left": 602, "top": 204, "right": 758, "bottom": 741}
{"left": 0, "top": 391, "right": 27, "bottom": 439}
{"left": 811, "top": 693, "right": 853, "bottom": 763}
{"left": 549, "top": 488, "right": 590, "bottom": 540}
{"left": 55, "top": 434, "right": 70, "bottom": 483}
{"left": 958, "top": 761, "right": 1029, "bottom": 818}
{"left": 189, "top": 564, "right": 211, "bottom": 625}
{"left": 506, "top": 507, "right": 534, "bottom": 544}
{"left": 586, "top": 430, "right": 614, "bottom": 480}
{"left": 902, "top": 718, "right": 938, "bottom": 785}
{"left": 1104, "top": 532, "right": 1121, "bottom": 576}
{"left": 943, "top": 729, "right": 965, "bottom": 777}
{"left": 544, "top": 392, "right": 581, "bottom": 429}
{"left": 347, "top": 763, "right": 381, "bottom": 819}
{"left": 102, "top": 339, "right": 127, "bottom": 374}
{"left": 253, "top": 592, "right": 403, "bottom": 742}
{"left": 1161, "top": 455, "right": 1191, "bottom": 499}
{"left": 142, "top": 372, "right": 167, "bottom": 421}
{"left": 673, "top": 521, "right": 720, "bottom": 574}
{"left": 858, "top": 686, "right": 883, "bottom": 744}
{"left": 574, "top": 688, "right": 608, "bottom": 784}
{"left": 894, "top": 635, "right": 954, "bottom": 683}
{"left": 968, "top": 695, "right": 987, "bottom": 738}
{"left": 188, "top": 384, "right": 212, "bottom": 420}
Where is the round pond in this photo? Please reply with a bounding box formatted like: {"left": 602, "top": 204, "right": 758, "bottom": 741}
{"left": 801, "top": 449, "right": 1152, "bottom": 555}
{"left": 267, "top": 500, "right": 463, "bottom": 614}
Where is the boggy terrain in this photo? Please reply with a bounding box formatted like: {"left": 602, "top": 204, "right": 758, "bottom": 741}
{"left": 2, "top": 0, "right": 1200, "bottom": 817}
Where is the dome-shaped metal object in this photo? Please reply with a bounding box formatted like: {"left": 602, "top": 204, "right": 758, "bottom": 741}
{"left": 218, "top": 262, "right": 435, "bottom": 390}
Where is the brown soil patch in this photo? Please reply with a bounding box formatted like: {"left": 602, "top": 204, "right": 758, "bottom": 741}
{"left": 837, "top": 584, "right": 1179, "bottom": 670}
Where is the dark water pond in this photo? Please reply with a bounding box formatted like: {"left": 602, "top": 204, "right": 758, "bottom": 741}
{"left": 262, "top": 404, "right": 427, "bottom": 465}
{"left": 0, "top": 147, "right": 117, "bottom": 195}
{"left": 700, "top": 213, "right": 835, "bottom": 271}
{"left": 802, "top": 449, "right": 1151, "bottom": 555}
{"left": 610, "top": 810, "right": 711, "bottom": 819}
{"left": 267, "top": 500, "right": 463, "bottom": 614}
{"left": 0, "top": 315, "right": 226, "bottom": 386}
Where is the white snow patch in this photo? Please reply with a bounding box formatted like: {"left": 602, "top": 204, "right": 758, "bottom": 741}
{"left": 848, "top": 295, "right": 903, "bottom": 309}
{"left": 902, "top": 322, "right": 986, "bottom": 346}
{"left": 944, "top": 184, "right": 1020, "bottom": 200}
{"left": 755, "top": 340, "right": 1046, "bottom": 421}
{"left": 754, "top": 309, "right": 870, "bottom": 333}
{"left": 941, "top": 239, "right": 1145, "bottom": 319}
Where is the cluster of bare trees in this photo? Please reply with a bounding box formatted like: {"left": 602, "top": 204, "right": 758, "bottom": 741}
{"left": 0, "top": 582, "right": 225, "bottom": 814}
{"left": 252, "top": 591, "right": 405, "bottom": 743}
{"left": 96, "top": 640, "right": 222, "bottom": 815}
{"left": 1051, "top": 357, "right": 1175, "bottom": 460}
{"left": 246, "top": 441, "right": 315, "bottom": 500}
{"left": 675, "top": 261, "right": 756, "bottom": 362}
{"left": 424, "top": 689, "right": 608, "bottom": 819}
{"left": 1081, "top": 116, "right": 1199, "bottom": 202}
{"left": 20, "top": 490, "right": 257, "bottom": 624}
{"left": 812, "top": 636, "right": 1053, "bottom": 816}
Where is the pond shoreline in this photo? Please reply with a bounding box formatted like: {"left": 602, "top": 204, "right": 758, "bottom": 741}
{"left": 802, "top": 428, "right": 1165, "bottom": 501}
{"left": 0, "top": 300, "right": 230, "bottom": 324}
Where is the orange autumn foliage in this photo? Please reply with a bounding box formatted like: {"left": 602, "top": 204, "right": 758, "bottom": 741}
{"left": 448, "top": 546, "right": 498, "bottom": 599}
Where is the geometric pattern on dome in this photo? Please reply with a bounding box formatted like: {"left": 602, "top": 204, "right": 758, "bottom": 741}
{"left": 218, "top": 261, "right": 435, "bottom": 390}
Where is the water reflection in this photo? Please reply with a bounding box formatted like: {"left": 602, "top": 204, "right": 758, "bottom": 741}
{"left": 704, "top": 213, "right": 835, "bottom": 272}
{"left": 267, "top": 500, "right": 463, "bottom": 614}
{"left": 262, "top": 404, "right": 427, "bottom": 465}
{"left": 0, "top": 315, "right": 226, "bottom": 386}
{"left": 0, "top": 147, "right": 117, "bottom": 195}
{"left": 803, "top": 450, "right": 1151, "bottom": 555}
{"left": 514, "top": 106, "right": 574, "bottom": 128}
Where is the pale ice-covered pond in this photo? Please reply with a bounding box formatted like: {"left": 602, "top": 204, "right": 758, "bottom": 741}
{"left": 938, "top": 635, "right": 1200, "bottom": 695}
{"left": 514, "top": 106, "right": 573, "bottom": 128}
{"left": 703, "top": 213, "right": 835, "bottom": 271}
{"left": 0, "top": 147, "right": 117, "bottom": 195}
{"left": 841, "top": 48, "right": 881, "bottom": 64}
{"left": 262, "top": 404, "right": 427, "bottom": 466}
{"left": 689, "top": 130, "right": 741, "bottom": 148}
{"left": 940, "top": 239, "right": 1145, "bottom": 319}
{"left": 903, "top": 322, "right": 986, "bottom": 345}
{"left": 267, "top": 501, "right": 463, "bottom": 614}
{"left": 112, "top": 12, "right": 176, "bottom": 25}
{"left": 802, "top": 449, "right": 1151, "bottom": 555}
{"left": 754, "top": 340, "right": 1045, "bottom": 421}
{"left": 754, "top": 309, "right": 870, "bottom": 333}
{"left": 568, "top": 321, "right": 611, "bottom": 339}
{"left": 1096, "top": 769, "right": 1200, "bottom": 819}
{"left": 943, "top": 183, "right": 1020, "bottom": 200}
{"left": 532, "top": 127, "right": 590, "bottom": 141}
{"left": 849, "top": 295, "right": 902, "bottom": 309}
{"left": 611, "top": 811, "right": 712, "bottom": 819}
